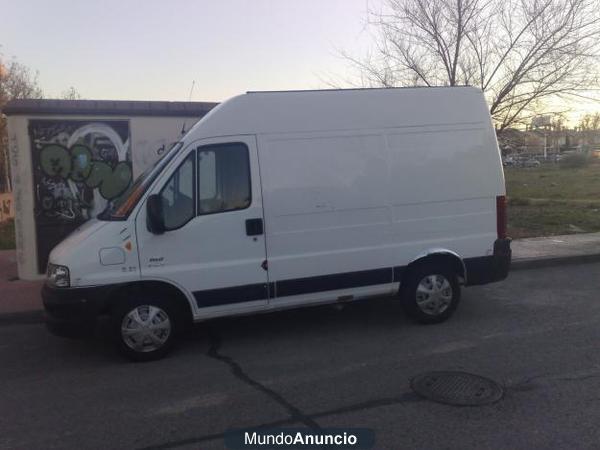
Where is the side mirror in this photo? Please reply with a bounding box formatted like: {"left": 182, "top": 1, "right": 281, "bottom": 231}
{"left": 146, "top": 194, "right": 166, "bottom": 234}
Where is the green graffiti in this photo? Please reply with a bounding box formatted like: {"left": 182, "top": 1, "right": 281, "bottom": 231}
{"left": 39, "top": 144, "right": 132, "bottom": 201}
{"left": 41, "top": 195, "right": 54, "bottom": 210}
{"left": 100, "top": 162, "right": 132, "bottom": 199}
{"left": 85, "top": 160, "right": 132, "bottom": 200}
{"left": 40, "top": 145, "right": 72, "bottom": 179}
{"left": 70, "top": 145, "right": 93, "bottom": 182}
{"left": 84, "top": 160, "right": 112, "bottom": 189}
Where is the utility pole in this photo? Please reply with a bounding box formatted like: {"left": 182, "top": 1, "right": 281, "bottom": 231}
{"left": 544, "top": 129, "right": 547, "bottom": 160}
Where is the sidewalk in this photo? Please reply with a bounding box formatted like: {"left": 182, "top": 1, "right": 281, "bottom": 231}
{"left": 1, "top": 233, "right": 600, "bottom": 322}
{"left": 0, "top": 250, "right": 44, "bottom": 324}
{"left": 511, "top": 232, "right": 600, "bottom": 269}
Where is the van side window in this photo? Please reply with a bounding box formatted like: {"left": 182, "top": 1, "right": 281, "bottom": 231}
{"left": 159, "top": 152, "right": 195, "bottom": 230}
{"left": 197, "top": 143, "right": 251, "bottom": 214}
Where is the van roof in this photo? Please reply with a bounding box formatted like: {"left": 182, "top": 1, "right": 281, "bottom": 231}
{"left": 245, "top": 85, "right": 474, "bottom": 94}
{"left": 191, "top": 86, "right": 490, "bottom": 138}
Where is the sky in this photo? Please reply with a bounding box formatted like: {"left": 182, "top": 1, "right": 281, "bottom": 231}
{"left": 2, "top": 0, "right": 371, "bottom": 102}
{"left": 3, "top": 0, "right": 600, "bottom": 125}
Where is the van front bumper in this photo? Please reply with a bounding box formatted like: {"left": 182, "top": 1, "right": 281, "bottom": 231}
{"left": 42, "top": 283, "right": 113, "bottom": 338}
{"left": 464, "top": 238, "right": 512, "bottom": 286}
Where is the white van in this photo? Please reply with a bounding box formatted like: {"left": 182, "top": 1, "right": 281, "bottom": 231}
{"left": 43, "top": 87, "right": 511, "bottom": 360}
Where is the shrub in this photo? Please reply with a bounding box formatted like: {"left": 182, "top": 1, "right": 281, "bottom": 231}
{"left": 560, "top": 153, "right": 590, "bottom": 168}
{"left": 0, "top": 219, "right": 16, "bottom": 250}
{"left": 509, "top": 197, "right": 531, "bottom": 206}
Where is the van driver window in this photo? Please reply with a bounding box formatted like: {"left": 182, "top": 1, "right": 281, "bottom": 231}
{"left": 197, "top": 143, "right": 251, "bottom": 214}
{"left": 160, "top": 153, "right": 195, "bottom": 230}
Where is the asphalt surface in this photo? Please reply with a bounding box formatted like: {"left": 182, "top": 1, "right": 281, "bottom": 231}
{"left": 2, "top": 263, "right": 600, "bottom": 450}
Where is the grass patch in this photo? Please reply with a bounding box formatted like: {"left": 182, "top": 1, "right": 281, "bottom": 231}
{"left": 506, "top": 162, "right": 600, "bottom": 238}
{"left": 505, "top": 162, "right": 600, "bottom": 199}
{"left": 560, "top": 153, "right": 591, "bottom": 168}
{"left": 0, "top": 219, "right": 16, "bottom": 250}
{"left": 508, "top": 202, "right": 600, "bottom": 239}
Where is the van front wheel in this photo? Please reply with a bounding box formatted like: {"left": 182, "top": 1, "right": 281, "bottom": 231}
{"left": 400, "top": 264, "right": 460, "bottom": 324}
{"left": 112, "top": 297, "right": 179, "bottom": 361}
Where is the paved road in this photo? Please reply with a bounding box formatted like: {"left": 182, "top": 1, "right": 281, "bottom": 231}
{"left": 2, "top": 263, "right": 600, "bottom": 449}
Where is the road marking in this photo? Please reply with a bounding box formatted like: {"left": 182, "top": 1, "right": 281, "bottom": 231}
{"left": 427, "top": 340, "right": 478, "bottom": 354}
{"left": 149, "top": 392, "right": 228, "bottom": 416}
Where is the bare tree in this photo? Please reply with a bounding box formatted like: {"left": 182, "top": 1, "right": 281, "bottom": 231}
{"left": 578, "top": 111, "right": 600, "bottom": 130}
{"left": 551, "top": 113, "right": 567, "bottom": 131}
{"left": 0, "top": 56, "right": 43, "bottom": 104}
{"left": 0, "top": 54, "right": 43, "bottom": 192}
{"left": 61, "top": 86, "right": 81, "bottom": 100}
{"left": 342, "top": 0, "right": 600, "bottom": 129}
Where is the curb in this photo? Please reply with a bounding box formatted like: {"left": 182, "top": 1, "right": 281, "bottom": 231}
{"left": 511, "top": 253, "right": 600, "bottom": 271}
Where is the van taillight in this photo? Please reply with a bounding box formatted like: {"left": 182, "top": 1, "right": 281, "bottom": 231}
{"left": 496, "top": 195, "right": 507, "bottom": 239}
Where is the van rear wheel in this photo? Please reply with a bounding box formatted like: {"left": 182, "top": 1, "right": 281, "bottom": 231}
{"left": 400, "top": 264, "right": 460, "bottom": 324}
{"left": 112, "top": 297, "right": 179, "bottom": 361}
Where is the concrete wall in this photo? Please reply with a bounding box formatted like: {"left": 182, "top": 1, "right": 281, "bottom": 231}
{"left": 7, "top": 115, "right": 34, "bottom": 278}
{"left": 6, "top": 111, "right": 209, "bottom": 279}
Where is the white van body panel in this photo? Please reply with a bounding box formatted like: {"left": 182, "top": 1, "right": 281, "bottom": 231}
{"left": 49, "top": 219, "right": 141, "bottom": 287}
{"left": 134, "top": 135, "right": 268, "bottom": 316}
{"left": 260, "top": 131, "right": 391, "bottom": 282}
{"left": 45, "top": 87, "right": 507, "bottom": 324}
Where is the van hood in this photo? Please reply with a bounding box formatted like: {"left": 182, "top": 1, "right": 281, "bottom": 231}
{"left": 49, "top": 219, "right": 108, "bottom": 263}
{"left": 46, "top": 218, "right": 140, "bottom": 287}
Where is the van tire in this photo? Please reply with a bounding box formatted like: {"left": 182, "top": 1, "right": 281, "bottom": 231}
{"left": 400, "top": 263, "right": 461, "bottom": 324}
{"left": 111, "top": 296, "right": 181, "bottom": 362}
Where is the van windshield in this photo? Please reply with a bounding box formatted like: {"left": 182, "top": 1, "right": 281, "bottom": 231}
{"left": 98, "top": 142, "right": 183, "bottom": 221}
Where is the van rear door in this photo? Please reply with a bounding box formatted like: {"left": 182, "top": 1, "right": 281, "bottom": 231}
{"left": 136, "top": 135, "right": 269, "bottom": 313}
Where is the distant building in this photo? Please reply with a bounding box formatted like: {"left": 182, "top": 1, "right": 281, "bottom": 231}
{"left": 497, "top": 128, "right": 588, "bottom": 156}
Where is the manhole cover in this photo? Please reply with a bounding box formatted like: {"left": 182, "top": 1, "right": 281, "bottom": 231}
{"left": 410, "top": 371, "right": 503, "bottom": 406}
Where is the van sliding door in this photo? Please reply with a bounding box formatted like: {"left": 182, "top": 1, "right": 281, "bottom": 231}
{"left": 259, "top": 132, "right": 394, "bottom": 305}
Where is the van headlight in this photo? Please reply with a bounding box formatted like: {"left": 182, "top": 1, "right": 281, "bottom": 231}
{"left": 47, "top": 263, "right": 70, "bottom": 288}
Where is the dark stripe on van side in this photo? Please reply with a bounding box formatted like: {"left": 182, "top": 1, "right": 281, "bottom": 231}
{"left": 194, "top": 283, "right": 269, "bottom": 307}
{"left": 190, "top": 247, "right": 510, "bottom": 308}
{"left": 275, "top": 268, "right": 392, "bottom": 298}
{"left": 193, "top": 267, "right": 394, "bottom": 308}
{"left": 393, "top": 266, "right": 405, "bottom": 282}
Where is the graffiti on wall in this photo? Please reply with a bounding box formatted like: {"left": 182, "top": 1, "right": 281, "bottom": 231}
{"left": 31, "top": 120, "right": 132, "bottom": 221}
{"left": 29, "top": 120, "right": 131, "bottom": 271}
{"left": 0, "top": 192, "right": 14, "bottom": 222}
{"left": 131, "top": 120, "right": 194, "bottom": 178}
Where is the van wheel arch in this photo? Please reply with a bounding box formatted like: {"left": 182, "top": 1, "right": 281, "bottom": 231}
{"left": 401, "top": 252, "right": 466, "bottom": 288}
{"left": 108, "top": 281, "right": 194, "bottom": 331}
{"left": 399, "top": 252, "right": 465, "bottom": 324}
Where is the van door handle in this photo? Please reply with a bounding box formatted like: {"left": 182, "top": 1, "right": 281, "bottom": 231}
{"left": 245, "top": 218, "right": 264, "bottom": 236}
